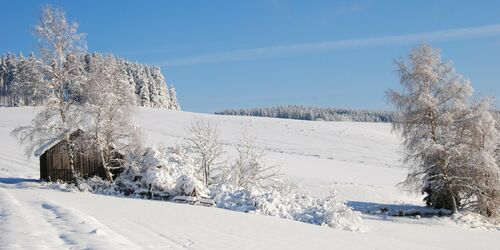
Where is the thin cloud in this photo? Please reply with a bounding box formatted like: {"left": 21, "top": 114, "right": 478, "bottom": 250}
{"left": 326, "top": 2, "right": 369, "bottom": 18}
{"left": 159, "top": 24, "right": 500, "bottom": 66}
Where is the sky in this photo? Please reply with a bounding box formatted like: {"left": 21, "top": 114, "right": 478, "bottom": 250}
{"left": 1, "top": 0, "right": 500, "bottom": 112}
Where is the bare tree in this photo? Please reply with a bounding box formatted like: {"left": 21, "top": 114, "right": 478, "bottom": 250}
{"left": 185, "top": 120, "right": 224, "bottom": 187}
{"left": 223, "top": 133, "right": 281, "bottom": 190}
{"left": 12, "top": 6, "right": 87, "bottom": 183}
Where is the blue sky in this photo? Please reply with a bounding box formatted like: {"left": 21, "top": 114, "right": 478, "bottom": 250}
{"left": 1, "top": 0, "right": 500, "bottom": 112}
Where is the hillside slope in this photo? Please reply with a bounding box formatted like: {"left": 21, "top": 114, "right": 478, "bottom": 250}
{"left": 1, "top": 107, "right": 499, "bottom": 250}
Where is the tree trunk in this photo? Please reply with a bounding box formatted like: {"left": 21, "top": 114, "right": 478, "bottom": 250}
{"left": 100, "top": 150, "right": 113, "bottom": 182}
{"left": 449, "top": 190, "right": 458, "bottom": 214}
{"left": 201, "top": 160, "right": 209, "bottom": 188}
{"left": 67, "top": 140, "right": 79, "bottom": 185}
{"left": 204, "top": 168, "right": 209, "bottom": 188}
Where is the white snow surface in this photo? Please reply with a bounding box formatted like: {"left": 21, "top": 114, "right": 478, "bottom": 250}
{"left": 0, "top": 107, "right": 499, "bottom": 250}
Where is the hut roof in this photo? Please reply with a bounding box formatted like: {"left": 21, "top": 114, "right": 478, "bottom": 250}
{"left": 34, "top": 129, "right": 83, "bottom": 157}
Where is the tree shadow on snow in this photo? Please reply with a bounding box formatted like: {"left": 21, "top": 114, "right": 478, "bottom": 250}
{"left": 0, "top": 177, "right": 39, "bottom": 185}
{"left": 347, "top": 200, "right": 451, "bottom": 218}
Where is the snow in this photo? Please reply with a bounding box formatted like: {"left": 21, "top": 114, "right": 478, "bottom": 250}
{"left": 211, "top": 186, "right": 366, "bottom": 231}
{"left": 1, "top": 107, "right": 499, "bottom": 249}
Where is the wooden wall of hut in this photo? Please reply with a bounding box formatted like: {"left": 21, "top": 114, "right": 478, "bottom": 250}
{"left": 39, "top": 140, "right": 106, "bottom": 182}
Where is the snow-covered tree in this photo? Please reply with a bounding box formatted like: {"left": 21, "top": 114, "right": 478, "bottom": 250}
{"left": 10, "top": 52, "right": 46, "bottom": 106}
{"left": 81, "top": 54, "right": 143, "bottom": 181}
{"left": 149, "top": 66, "right": 170, "bottom": 108}
{"left": 168, "top": 85, "right": 180, "bottom": 110}
{"left": 185, "top": 120, "right": 225, "bottom": 187}
{"left": 0, "top": 54, "right": 19, "bottom": 105}
{"left": 452, "top": 100, "right": 500, "bottom": 216}
{"left": 0, "top": 57, "right": 5, "bottom": 93}
{"left": 12, "top": 6, "right": 87, "bottom": 183}
{"left": 136, "top": 67, "right": 151, "bottom": 107}
{"left": 1, "top": 52, "right": 179, "bottom": 110}
{"left": 387, "top": 44, "right": 500, "bottom": 216}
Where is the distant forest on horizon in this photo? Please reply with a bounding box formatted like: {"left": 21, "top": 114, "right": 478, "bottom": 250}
{"left": 215, "top": 105, "right": 396, "bottom": 123}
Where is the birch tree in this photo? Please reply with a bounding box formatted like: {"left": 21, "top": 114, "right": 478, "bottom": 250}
{"left": 387, "top": 44, "right": 500, "bottom": 216}
{"left": 81, "top": 54, "right": 142, "bottom": 181}
{"left": 12, "top": 6, "right": 87, "bottom": 183}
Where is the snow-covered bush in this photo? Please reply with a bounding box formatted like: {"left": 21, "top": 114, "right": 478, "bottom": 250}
{"left": 77, "top": 176, "right": 119, "bottom": 194}
{"left": 114, "top": 145, "right": 207, "bottom": 198}
{"left": 211, "top": 183, "right": 365, "bottom": 232}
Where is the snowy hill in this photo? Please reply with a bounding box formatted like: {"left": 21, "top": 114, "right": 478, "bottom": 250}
{"left": 1, "top": 107, "right": 499, "bottom": 249}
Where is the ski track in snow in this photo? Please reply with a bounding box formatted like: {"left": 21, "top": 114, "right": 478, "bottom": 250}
{"left": 0, "top": 187, "right": 69, "bottom": 249}
{"left": 0, "top": 107, "right": 499, "bottom": 250}
{"left": 0, "top": 187, "right": 139, "bottom": 250}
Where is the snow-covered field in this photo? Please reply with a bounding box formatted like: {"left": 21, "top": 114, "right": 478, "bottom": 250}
{"left": 1, "top": 107, "right": 499, "bottom": 250}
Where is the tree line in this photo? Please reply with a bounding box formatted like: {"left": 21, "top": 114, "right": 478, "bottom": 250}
{"left": 0, "top": 52, "right": 180, "bottom": 109}
{"left": 215, "top": 105, "right": 395, "bottom": 123}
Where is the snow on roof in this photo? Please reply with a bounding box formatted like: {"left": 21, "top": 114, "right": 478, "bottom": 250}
{"left": 34, "top": 134, "right": 65, "bottom": 157}
{"left": 33, "top": 129, "right": 82, "bottom": 157}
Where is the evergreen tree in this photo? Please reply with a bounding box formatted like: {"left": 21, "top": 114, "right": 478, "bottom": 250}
{"left": 0, "top": 53, "right": 179, "bottom": 110}
{"left": 137, "top": 66, "right": 151, "bottom": 107}
{"left": 150, "top": 66, "right": 170, "bottom": 108}
{"left": 168, "top": 85, "right": 180, "bottom": 110}
{"left": 11, "top": 52, "right": 46, "bottom": 106}
{"left": 215, "top": 105, "right": 393, "bottom": 123}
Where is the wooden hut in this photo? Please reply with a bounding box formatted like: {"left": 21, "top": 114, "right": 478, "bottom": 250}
{"left": 35, "top": 129, "right": 106, "bottom": 182}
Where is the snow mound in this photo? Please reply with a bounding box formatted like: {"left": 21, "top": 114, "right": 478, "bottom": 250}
{"left": 450, "top": 212, "right": 500, "bottom": 231}
{"left": 212, "top": 185, "right": 365, "bottom": 232}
